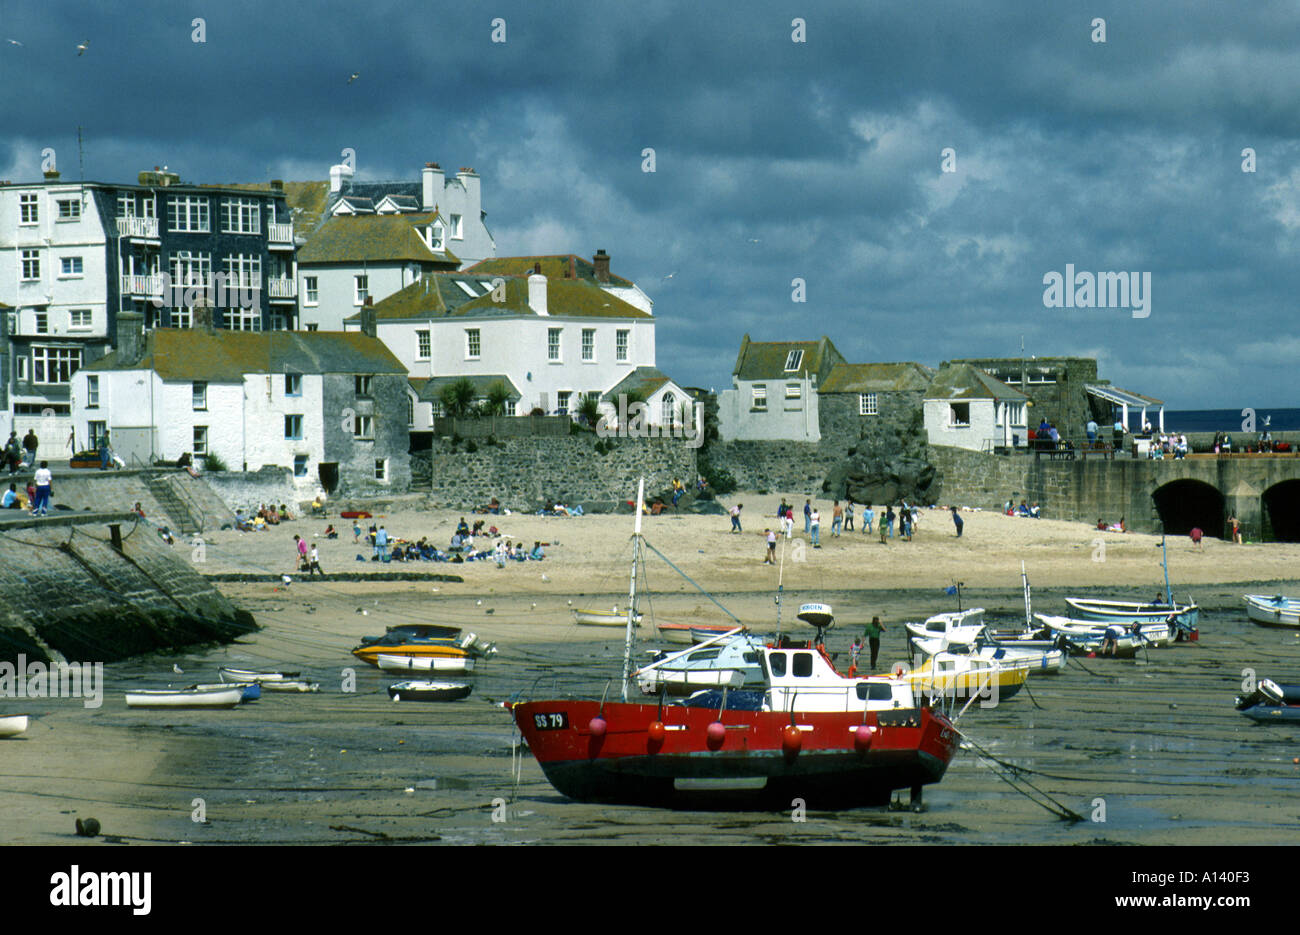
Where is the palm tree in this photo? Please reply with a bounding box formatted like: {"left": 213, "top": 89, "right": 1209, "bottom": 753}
{"left": 439, "top": 378, "right": 477, "bottom": 418}
{"left": 483, "top": 381, "right": 512, "bottom": 417}
{"left": 577, "top": 393, "right": 602, "bottom": 427}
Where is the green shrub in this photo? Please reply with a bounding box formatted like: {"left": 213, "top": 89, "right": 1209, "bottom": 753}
{"left": 465, "top": 439, "right": 478, "bottom": 453}
{"left": 203, "top": 452, "right": 228, "bottom": 472}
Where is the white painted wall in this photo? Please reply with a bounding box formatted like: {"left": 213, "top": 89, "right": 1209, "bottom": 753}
{"left": 298, "top": 263, "right": 413, "bottom": 331}
{"left": 717, "top": 375, "right": 820, "bottom": 442}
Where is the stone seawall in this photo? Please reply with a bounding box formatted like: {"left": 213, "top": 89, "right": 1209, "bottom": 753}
{"left": 0, "top": 514, "right": 254, "bottom": 665}
{"left": 420, "top": 435, "right": 698, "bottom": 511}
{"left": 706, "top": 441, "right": 826, "bottom": 495}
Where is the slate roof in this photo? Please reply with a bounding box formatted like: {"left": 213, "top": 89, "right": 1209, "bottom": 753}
{"left": 377, "top": 194, "right": 421, "bottom": 212}
{"left": 297, "top": 215, "right": 460, "bottom": 266}
{"left": 343, "top": 273, "right": 494, "bottom": 322}
{"left": 452, "top": 276, "right": 650, "bottom": 320}
{"left": 820, "top": 362, "right": 933, "bottom": 394}
{"left": 602, "top": 366, "right": 676, "bottom": 402}
{"left": 85, "top": 330, "right": 406, "bottom": 382}
{"left": 465, "top": 255, "right": 635, "bottom": 288}
{"left": 334, "top": 196, "right": 376, "bottom": 214}
{"left": 730, "top": 335, "right": 845, "bottom": 382}
{"left": 925, "top": 363, "right": 1028, "bottom": 401}
{"left": 417, "top": 374, "right": 521, "bottom": 402}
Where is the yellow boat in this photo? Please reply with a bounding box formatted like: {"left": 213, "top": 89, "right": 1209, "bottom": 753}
{"left": 902, "top": 654, "right": 1029, "bottom": 705}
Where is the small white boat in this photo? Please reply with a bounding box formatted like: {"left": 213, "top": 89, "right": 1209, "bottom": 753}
{"left": 1064, "top": 598, "right": 1198, "bottom": 629}
{"left": 1035, "top": 613, "right": 1171, "bottom": 646}
{"left": 904, "top": 608, "right": 987, "bottom": 642}
{"left": 218, "top": 667, "right": 300, "bottom": 683}
{"left": 573, "top": 607, "right": 642, "bottom": 627}
{"left": 374, "top": 653, "right": 475, "bottom": 675}
{"left": 259, "top": 679, "right": 320, "bottom": 693}
{"left": 125, "top": 687, "right": 244, "bottom": 709}
{"left": 655, "top": 622, "right": 734, "bottom": 645}
{"left": 388, "top": 680, "right": 473, "bottom": 702}
{"left": 1245, "top": 595, "right": 1300, "bottom": 629}
{"left": 910, "top": 634, "right": 1065, "bottom": 674}
{"left": 191, "top": 682, "right": 260, "bottom": 701}
{"left": 0, "top": 714, "right": 30, "bottom": 737}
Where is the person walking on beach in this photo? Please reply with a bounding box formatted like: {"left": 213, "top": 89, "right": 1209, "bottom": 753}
{"left": 885, "top": 506, "right": 895, "bottom": 538}
{"left": 730, "top": 503, "right": 743, "bottom": 533}
{"left": 803, "top": 499, "right": 812, "bottom": 534}
{"left": 863, "top": 616, "right": 886, "bottom": 670}
{"left": 293, "top": 534, "right": 307, "bottom": 570}
{"left": 1228, "top": 515, "right": 1241, "bottom": 544}
{"left": 810, "top": 508, "right": 821, "bottom": 548}
{"left": 831, "top": 501, "right": 843, "bottom": 537}
{"left": 31, "top": 461, "right": 51, "bottom": 516}
{"left": 307, "top": 542, "right": 324, "bottom": 577}
{"left": 375, "top": 525, "right": 390, "bottom": 561}
{"left": 781, "top": 504, "right": 794, "bottom": 539}
{"left": 1190, "top": 526, "right": 1203, "bottom": 551}
{"left": 764, "top": 528, "right": 776, "bottom": 564}
{"left": 951, "top": 506, "right": 964, "bottom": 537}
{"left": 862, "top": 503, "right": 873, "bottom": 535}
{"left": 844, "top": 501, "right": 855, "bottom": 532}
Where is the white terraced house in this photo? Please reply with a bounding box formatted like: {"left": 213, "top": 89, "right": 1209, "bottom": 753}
{"left": 343, "top": 252, "right": 683, "bottom": 435}
{"left": 0, "top": 167, "right": 297, "bottom": 446}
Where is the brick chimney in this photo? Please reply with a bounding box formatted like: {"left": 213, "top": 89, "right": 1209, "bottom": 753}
{"left": 360, "top": 296, "right": 377, "bottom": 337}
{"left": 593, "top": 249, "right": 610, "bottom": 284}
{"left": 116, "top": 311, "right": 144, "bottom": 365}
{"left": 192, "top": 297, "right": 216, "bottom": 333}
{"left": 528, "top": 263, "right": 548, "bottom": 316}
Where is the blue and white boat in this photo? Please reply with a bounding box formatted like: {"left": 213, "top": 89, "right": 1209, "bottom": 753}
{"left": 635, "top": 628, "right": 767, "bottom": 695}
{"left": 1065, "top": 534, "right": 1198, "bottom": 633}
{"left": 1244, "top": 595, "right": 1300, "bottom": 629}
{"left": 1236, "top": 679, "right": 1300, "bottom": 722}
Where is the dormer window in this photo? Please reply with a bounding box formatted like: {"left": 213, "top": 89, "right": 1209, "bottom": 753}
{"left": 784, "top": 350, "right": 804, "bottom": 371}
{"left": 428, "top": 225, "right": 443, "bottom": 250}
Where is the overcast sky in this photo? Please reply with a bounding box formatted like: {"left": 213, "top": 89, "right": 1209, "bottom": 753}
{"left": 3, "top": 0, "right": 1298, "bottom": 410}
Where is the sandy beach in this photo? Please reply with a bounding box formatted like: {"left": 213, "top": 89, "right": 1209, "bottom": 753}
{"left": 2, "top": 495, "right": 1299, "bottom": 846}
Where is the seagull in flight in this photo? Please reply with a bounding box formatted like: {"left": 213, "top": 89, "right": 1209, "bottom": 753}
{"left": 661, "top": 271, "right": 676, "bottom": 281}
{"left": 348, "top": 72, "right": 360, "bottom": 84}
{"left": 76, "top": 40, "right": 89, "bottom": 56}
{"left": 5, "top": 39, "right": 22, "bottom": 47}
{"left": 747, "top": 238, "right": 761, "bottom": 244}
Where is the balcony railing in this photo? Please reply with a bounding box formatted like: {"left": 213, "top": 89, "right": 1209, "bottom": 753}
{"left": 120, "top": 273, "right": 164, "bottom": 297}
{"left": 267, "top": 277, "right": 296, "bottom": 299}
{"left": 117, "top": 216, "right": 159, "bottom": 239}
{"left": 268, "top": 221, "right": 294, "bottom": 246}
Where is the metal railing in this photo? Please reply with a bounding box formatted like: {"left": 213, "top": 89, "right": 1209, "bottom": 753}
{"left": 268, "top": 221, "right": 294, "bottom": 245}
{"left": 119, "top": 273, "right": 164, "bottom": 296}
{"left": 267, "top": 277, "right": 296, "bottom": 298}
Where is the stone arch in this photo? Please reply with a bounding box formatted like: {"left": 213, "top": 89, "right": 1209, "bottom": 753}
{"left": 1152, "top": 479, "right": 1226, "bottom": 538}
{"left": 1262, "top": 480, "right": 1300, "bottom": 542}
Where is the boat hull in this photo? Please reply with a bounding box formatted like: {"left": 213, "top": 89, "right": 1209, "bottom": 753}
{"left": 353, "top": 645, "right": 472, "bottom": 667}
{"left": 512, "top": 700, "right": 958, "bottom": 809}
{"left": 0, "top": 714, "right": 29, "bottom": 737}
{"left": 388, "top": 680, "right": 473, "bottom": 702}
{"left": 125, "top": 688, "right": 243, "bottom": 709}
{"left": 375, "top": 653, "right": 475, "bottom": 674}
{"left": 573, "top": 610, "right": 641, "bottom": 627}
{"left": 1244, "top": 595, "right": 1300, "bottom": 629}
{"left": 1064, "top": 599, "right": 1198, "bottom": 629}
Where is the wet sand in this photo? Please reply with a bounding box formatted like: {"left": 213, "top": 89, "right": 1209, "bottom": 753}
{"left": 3, "top": 502, "right": 1300, "bottom": 845}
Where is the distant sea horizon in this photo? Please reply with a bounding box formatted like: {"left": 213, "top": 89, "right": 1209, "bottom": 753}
{"left": 1160, "top": 408, "right": 1300, "bottom": 433}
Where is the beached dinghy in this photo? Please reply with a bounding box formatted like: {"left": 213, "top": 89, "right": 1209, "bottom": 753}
{"left": 1063, "top": 598, "right": 1198, "bottom": 630}
{"left": 375, "top": 653, "right": 475, "bottom": 675}
{"left": 218, "top": 667, "right": 300, "bottom": 683}
{"left": 0, "top": 714, "right": 30, "bottom": 737}
{"left": 574, "top": 607, "right": 642, "bottom": 627}
{"left": 909, "top": 634, "right": 1065, "bottom": 674}
{"left": 125, "top": 687, "right": 244, "bottom": 709}
{"left": 259, "top": 679, "right": 320, "bottom": 693}
{"left": 655, "top": 621, "right": 735, "bottom": 645}
{"left": 191, "top": 682, "right": 261, "bottom": 701}
{"left": 1034, "top": 614, "right": 1171, "bottom": 646}
{"left": 1244, "top": 595, "right": 1300, "bottom": 629}
{"left": 388, "top": 680, "right": 473, "bottom": 702}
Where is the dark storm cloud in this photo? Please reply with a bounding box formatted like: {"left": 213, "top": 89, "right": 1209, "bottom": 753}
{"left": 2, "top": 0, "right": 1298, "bottom": 406}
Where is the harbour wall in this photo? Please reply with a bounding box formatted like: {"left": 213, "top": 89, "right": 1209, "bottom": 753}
{"left": 0, "top": 513, "right": 255, "bottom": 665}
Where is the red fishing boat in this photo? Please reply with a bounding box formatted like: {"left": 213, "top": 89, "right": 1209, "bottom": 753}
{"left": 510, "top": 481, "right": 961, "bottom": 810}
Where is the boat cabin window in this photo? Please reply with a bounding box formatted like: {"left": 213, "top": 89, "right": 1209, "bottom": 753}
{"left": 769, "top": 653, "right": 787, "bottom": 677}
{"left": 856, "top": 682, "right": 894, "bottom": 701}
{"left": 793, "top": 653, "right": 814, "bottom": 677}
{"left": 688, "top": 649, "right": 721, "bottom": 662}
{"left": 937, "top": 660, "right": 956, "bottom": 672}
{"left": 743, "top": 652, "right": 761, "bottom": 664}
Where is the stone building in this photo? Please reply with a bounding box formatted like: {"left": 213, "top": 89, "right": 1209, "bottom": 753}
{"left": 948, "top": 357, "right": 1101, "bottom": 440}
{"left": 818, "top": 361, "right": 934, "bottom": 446}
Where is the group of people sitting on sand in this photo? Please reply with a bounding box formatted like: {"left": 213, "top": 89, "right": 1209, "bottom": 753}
{"left": 234, "top": 503, "right": 295, "bottom": 532}
{"left": 1096, "top": 517, "right": 1127, "bottom": 533}
{"left": 539, "top": 499, "right": 583, "bottom": 516}
{"left": 1005, "top": 499, "right": 1043, "bottom": 518}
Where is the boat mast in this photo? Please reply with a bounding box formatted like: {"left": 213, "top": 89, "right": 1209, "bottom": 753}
{"left": 622, "top": 477, "right": 645, "bottom": 701}
{"left": 1161, "top": 532, "right": 1172, "bottom": 606}
{"left": 1022, "top": 561, "right": 1032, "bottom": 629}
{"left": 775, "top": 536, "right": 787, "bottom": 641}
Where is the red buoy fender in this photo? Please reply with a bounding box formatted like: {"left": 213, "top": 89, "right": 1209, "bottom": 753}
{"left": 854, "top": 724, "right": 875, "bottom": 752}
{"left": 706, "top": 721, "right": 726, "bottom": 750}
{"left": 782, "top": 724, "right": 803, "bottom": 755}
{"left": 588, "top": 716, "right": 608, "bottom": 738}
